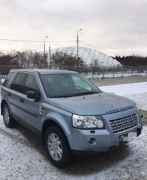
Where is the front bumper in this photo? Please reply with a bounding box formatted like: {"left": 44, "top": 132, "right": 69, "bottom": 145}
{"left": 68, "top": 126, "right": 142, "bottom": 152}
{"left": 68, "top": 107, "right": 143, "bottom": 152}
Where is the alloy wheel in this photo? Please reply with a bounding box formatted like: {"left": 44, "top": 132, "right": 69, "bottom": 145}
{"left": 47, "top": 133, "right": 63, "bottom": 161}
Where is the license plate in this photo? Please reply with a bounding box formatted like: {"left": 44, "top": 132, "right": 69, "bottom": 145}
{"left": 120, "top": 132, "right": 136, "bottom": 142}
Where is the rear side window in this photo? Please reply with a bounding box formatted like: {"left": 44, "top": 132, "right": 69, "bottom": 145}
{"left": 10, "top": 72, "right": 28, "bottom": 94}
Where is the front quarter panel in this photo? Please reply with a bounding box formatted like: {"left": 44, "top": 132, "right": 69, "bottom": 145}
{"left": 40, "top": 102, "right": 72, "bottom": 136}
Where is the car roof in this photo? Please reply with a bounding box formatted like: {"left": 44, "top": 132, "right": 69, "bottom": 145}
{"left": 10, "top": 69, "right": 77, "bottom": 74}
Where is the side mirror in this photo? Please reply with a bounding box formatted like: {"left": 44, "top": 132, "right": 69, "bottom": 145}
{"left": 1, "top": 78, "right": 6, "bottom": 85}
{"left": 26, "top": 90, "right": 41, "bottom": 101}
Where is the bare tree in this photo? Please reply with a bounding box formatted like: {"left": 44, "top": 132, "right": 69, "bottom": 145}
{"left": 51, "top": 52, "right": 85, "bottom": 71}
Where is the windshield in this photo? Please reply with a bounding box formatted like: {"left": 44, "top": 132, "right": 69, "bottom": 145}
{"left": 40, "top": 73, "right": 101, "bottom": 98}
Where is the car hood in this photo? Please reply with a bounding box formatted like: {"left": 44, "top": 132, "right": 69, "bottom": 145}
{"left": 49, "top": 93, "right": 136, "bottom": 115}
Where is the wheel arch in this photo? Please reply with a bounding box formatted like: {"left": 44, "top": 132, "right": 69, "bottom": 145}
{"left": 41, "top": 118, "right": 70, "bottom": 148}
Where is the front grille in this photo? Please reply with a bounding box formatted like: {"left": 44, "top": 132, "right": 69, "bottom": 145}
{"left": 110, "top": 114, "right": 138, "bottom": 134}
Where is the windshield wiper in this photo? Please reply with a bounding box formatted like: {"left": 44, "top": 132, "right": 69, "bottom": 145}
{"left": 71, "top": 91, "right": 99, "bottom": 97}
{"left": 50, "top": 91, "right": 99, "bottom": 98}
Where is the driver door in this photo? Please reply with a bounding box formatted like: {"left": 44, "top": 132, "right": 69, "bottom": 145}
{"left": 19, "top": 73, "right": 42, "bottom": 131}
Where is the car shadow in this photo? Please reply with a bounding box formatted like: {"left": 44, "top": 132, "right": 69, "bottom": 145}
{"left": 62, "top": 145, "right": 130, "bottom": 175}
{"left": 15, "top": 124, "right": 131, "bottom": 175}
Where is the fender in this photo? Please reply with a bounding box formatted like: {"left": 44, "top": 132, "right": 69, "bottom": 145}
{"left": 41, "top": 111, "right": 72, "bottom": 137}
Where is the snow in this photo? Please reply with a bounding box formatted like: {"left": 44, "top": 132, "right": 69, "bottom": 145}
{"left": 55, "top": 47, "right": 121, "bottom": 68}
{"left": 100, "top": 82, "right": 147, "bottom": 111}
{"left": 0, "top": 113, "right": 146, "bottom": 180}
{"left": 0, "top": 82, "right": 147, "bottom": 179}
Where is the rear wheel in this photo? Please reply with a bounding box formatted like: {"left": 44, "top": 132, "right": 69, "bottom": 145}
{"left": 3, "top": 104, "right": 15, "bottom": 128}
{"left": 45, "top": 126, "right": 71, "bottom": 168}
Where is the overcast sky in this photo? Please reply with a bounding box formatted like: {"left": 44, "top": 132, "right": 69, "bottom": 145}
{"left": 0, "top": 0, "right": 147, "bottom": 56}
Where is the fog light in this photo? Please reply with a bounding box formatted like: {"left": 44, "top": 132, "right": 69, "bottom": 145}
{"left": 88, "top": 138, "right": 96, "bottom": 145}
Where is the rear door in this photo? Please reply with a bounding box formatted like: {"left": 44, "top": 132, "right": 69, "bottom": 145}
{"left": 1, "top": 71, "right": 16, "bottom": 113}
{"left": 9, "top": 72, "right": 28, "bottom": 123}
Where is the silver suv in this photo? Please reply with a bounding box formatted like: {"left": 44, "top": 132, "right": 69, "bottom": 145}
{"left": 1, "top": 69, "right": 143, "bottom": 167}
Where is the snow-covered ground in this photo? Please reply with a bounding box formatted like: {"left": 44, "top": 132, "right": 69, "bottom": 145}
{"left": 0, "top": 113, "right": 146, "bottom": 180}
{"left": 100, "top": 82, "right": 147, "bottom": 111}
{"left": 1, "top": 81, "right": 147, "bottom": 179}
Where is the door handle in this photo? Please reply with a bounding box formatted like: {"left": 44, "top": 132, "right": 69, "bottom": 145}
{"left": 19, "top": 98, "right": 24, "bottom": 103}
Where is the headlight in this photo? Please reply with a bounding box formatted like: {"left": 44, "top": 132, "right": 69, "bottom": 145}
{"left": 72, "top": 114, "right": 104, "bottom": 129}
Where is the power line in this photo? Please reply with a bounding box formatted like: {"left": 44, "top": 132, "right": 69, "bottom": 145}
{"left": 0, "top": 38, "right": 76, "bottom": 44}
{"left": 0, "top": 38, "right": 42, "bottom": 43}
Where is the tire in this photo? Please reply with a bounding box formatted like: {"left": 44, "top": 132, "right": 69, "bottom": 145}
{"left": 45, "top": 126, "right": 71, "bottom": 168}
{"left": 3, "top": 104, "right": 15, "bottom": 128}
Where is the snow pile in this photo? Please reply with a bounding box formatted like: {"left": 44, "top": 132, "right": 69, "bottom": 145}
{"left": 100, "top": 82, "right": 147, "bottom": 111}
{"left": 55, "top": 47, "right": 121, "bottom": 69}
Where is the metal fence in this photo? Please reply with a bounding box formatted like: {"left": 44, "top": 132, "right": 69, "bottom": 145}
{"left": 84, "top": 71, "right": 147, "bottom": 81}
{"left": 1, "top": 65, "right": 147, "bottom": 83}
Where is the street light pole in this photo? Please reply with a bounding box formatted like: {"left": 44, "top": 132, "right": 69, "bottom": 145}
{"left": 76, "top": 32, "right": 79, "bottom": 60}
{"left": 76, "top": 29, "right": 82, "bottom": 60}
{"left": 48, "top": 43, "right": 52, "bottom": 68}
{"left": 43, "top": 35, "right": 48, "bottom": 57}
{"left": 43, "top": 41, "right": 45, "bottom": 57}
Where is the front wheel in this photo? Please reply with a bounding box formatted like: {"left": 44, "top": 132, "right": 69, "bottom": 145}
{"left": 3, "top": 104, "right": 15, "bottom": 128}
{"left": 45, "top": 126, "right": 71, "bottom": 168}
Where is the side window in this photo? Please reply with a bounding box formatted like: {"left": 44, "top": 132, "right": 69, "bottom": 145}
{"left": 24, "top": 74, "right": 39, "bottom": 92}
{"left": 10, "top": 73, "right": 27, "bottom": 94}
